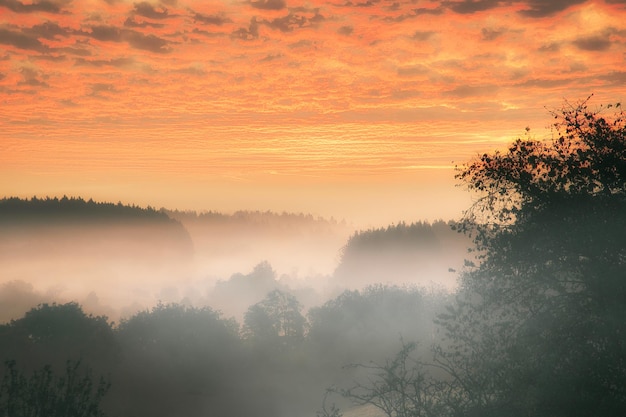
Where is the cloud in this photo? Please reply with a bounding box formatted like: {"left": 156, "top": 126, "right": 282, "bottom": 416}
{"left": 442, "top": 84, "right": 499, "bottom": 97}
{"left": 90, "top": 82, "right": 118, "bottom": 97}
{"left": 62, "top": 46, "right": 92, "bottom": 57}
{"left": 515, "top": 77, "right": 575, "bottom": 88}
{"left": 193, "top": 12, "right": 231, "bottom": 26}
{"left": 288, "top": 39, "right": 313, "bottom": 49}
{"left": 263, "top": 13, "right": 314, "bottom": 32}
{"left": 132, "top": 1, "right": 171, "bottom": 19}
{"left": 518, "top": 0, "right": 587, "bottom": 17}
{"left": 481, "top": 27, "right": 504, "bottom": 41}
{"left": 89, "top": 25, "right": 124, "bottom": 42}
{"left": 250, "top": 0, "right": 286, "bottom": 10}
{"left": 397, "top": 64, "right": 429, "bottom": 77}
{"left": 232, "top": 18, "right": 260, "bottom": 40}
{"left": 391, "top": 89, "right": 420, "bottom": 100}
{"left": 383, "top": 7, "right": 444, "bottom": 22}
{"left": 75, "top": 57, "right": 134, "bottom": 67}
{"left": 172, "top": 66, "right": 206, "bottom": 76}
{"left": 442, "top": 0, "right": 588, "bottom": 16}
{"left": 0, "top": 27, "right": 48, "bottom": 52}
{"left": 413, "top": 6, "right": 445, "bottom": 15}
{"left": 599, "top": 71, "right": 626, "bottom": 85}
{"left": 34, "top": 53, "right": 66, "bottom": 62}
{"left": 26, "top": 21, "right": 71, "bottom": 39}
{"left": 445, "top": 0, "right": 500, "bottom": 14}
{"left": 85, "top": 25, "right": 171, "bottom": 53}
{"left": 124, "top": 17, "right": 165, "bottom": 28}
{"left": 343, "top": 0, "right": 376, "bottom": 7}
{"left": 386, "top": 2, "right": 400, "bottom": 11}
{"left": 538, "top": 42, "right": 561, "bottom": 52}
{"left": 573, "top": 34, "right": 612, "bottom": 51}
{"left": 260, "top": 53, "right": 283, "bottom": 62}
{"left": 0, "top": 0, "right": 65, "bottom": 14}
{"left": 191, "top": 27, "right": 224, "bottom": 38}
{"left": 18, "top": 67, "right": 49, "bottom": 87}
{"left": 125, "top": 31, "right": 172, "bottom": 53}
{"left": 411, "top": 31, "right": 435, "bottom": 41}
{"left": 337, "top": 25, "right": 353, "bottom": 36}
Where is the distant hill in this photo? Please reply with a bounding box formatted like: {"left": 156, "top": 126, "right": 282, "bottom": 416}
{"left": 333, "top": 220, "right": 472, "bottom": 289}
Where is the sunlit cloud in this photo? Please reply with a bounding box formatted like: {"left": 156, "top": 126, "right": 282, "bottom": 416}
{"left": 0, "top": 0, "right": 625, "bottom": 222}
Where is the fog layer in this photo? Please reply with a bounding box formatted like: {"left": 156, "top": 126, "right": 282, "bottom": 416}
{"left": 0, "top": 196, "right": 468, "bottom": 322}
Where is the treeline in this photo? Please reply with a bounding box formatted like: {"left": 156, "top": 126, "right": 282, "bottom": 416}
{"left": 0, "top": 196, "right": 193, "bottom": 255}
{"left": 334, "top": 220, "right": 470, "bottom": 288}
{"left": 0, "top": 285, "right": 449, "bottom": 417}
{"left": 167, "top": 208, "right": 344, "bottom": 230}
{"left": 0, "top": 196, "right": 171, "bottom": 225}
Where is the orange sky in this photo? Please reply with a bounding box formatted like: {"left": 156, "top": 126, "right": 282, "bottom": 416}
{"left": 1, "top": 0, "right": 626, "bottom": 226}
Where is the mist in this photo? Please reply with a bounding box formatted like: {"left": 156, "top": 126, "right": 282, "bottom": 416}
{"left": 0, "top": 197, "right": 469, "bottom": 323}
{"left": 0, "top": 195, "right": 468, "bottom": 417}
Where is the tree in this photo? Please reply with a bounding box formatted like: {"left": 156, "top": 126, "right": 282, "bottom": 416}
{"left": 436, "top": 97, "right": 626, "bottom": 416}
{"left": 0, "top": 303, "right": 117, "bottom": 372}
{"left": 113, "top": 303, "right": 242, "bottom": 417}
{"left": 0, "top": 359, "right": 110, "bottom": 417}
{"left": 243, "top": 289, "right": 307, "bottom": 350}
{"left": 339, "top": 341, "right": 449, "bottom": 417}
{"left": 312, "top": 288, "right": 452, "bottom": 417}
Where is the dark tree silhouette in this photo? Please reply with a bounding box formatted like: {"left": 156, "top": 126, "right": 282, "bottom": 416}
{"left": 436, "top": 97, "right": 626, "bottom": 416}
{"left": 319, "top": 98, "right": 626, "bottom": 417}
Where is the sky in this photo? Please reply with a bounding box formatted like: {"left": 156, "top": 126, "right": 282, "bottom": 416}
{"left": 1, "top": 0, "right": 626, "bottom": 227}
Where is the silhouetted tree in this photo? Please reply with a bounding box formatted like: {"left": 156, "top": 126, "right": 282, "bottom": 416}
{"left": 436, "top": 97, "right": 626, "bottom": 416}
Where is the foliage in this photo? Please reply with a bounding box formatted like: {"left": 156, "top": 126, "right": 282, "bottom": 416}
{"left": 0, "top": 303, "right": 117, "bottom": 370}
{"left": 0, "top": 196, "right": 171, "bottom": 224}
{"left": 111, "top": 302, "right": 246, "bottom": 417}
{"left": 0, "top": 360, "right": 110, "bottom": 417}
{"left": 243, "top": 289, "right": 307, "bottom": 349}
{"left": 456, "top": 96, "right": 626, "bottom": 234}
{"left": 437, "top": 97, "right": 626, "bottom": 416}
{"left": 308, "top": 285, "right": 446, "bottom": 366}
{"left": 334, "top": 221, "right": 468, "bottom": 287}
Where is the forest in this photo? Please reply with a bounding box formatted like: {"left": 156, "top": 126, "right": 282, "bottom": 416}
{"left": 1, "top": 99, "right": 625, "bottom": 417}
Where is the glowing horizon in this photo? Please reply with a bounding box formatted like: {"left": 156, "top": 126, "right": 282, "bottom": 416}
{"left": 2, "top": 0, "right": 626, "bottom": 227}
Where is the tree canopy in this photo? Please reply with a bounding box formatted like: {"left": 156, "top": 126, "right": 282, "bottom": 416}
{"left": 436, "top": 98, "right": 626, "bottom": 417}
